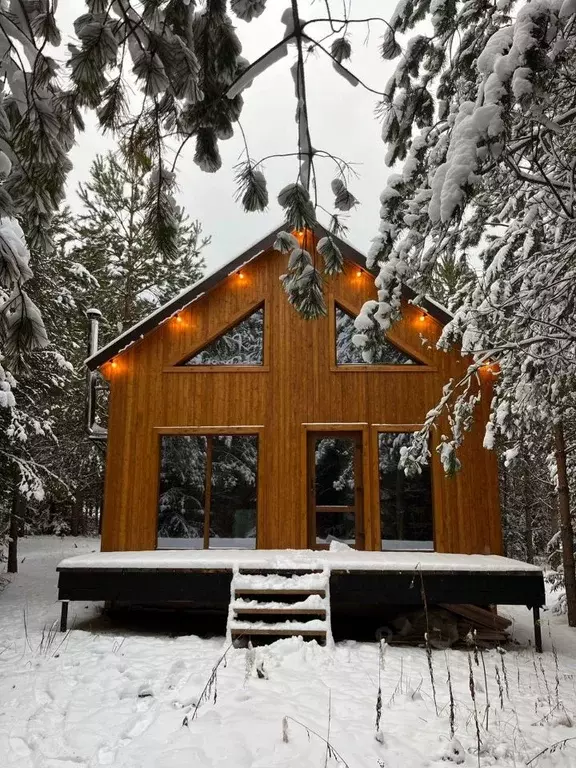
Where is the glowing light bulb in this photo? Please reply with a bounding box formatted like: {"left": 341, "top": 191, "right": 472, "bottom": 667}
{"left": 356, "top": 270, "right": 362, "bottom": 278}
{"left": 419, "top": 312, "right": 426, "bottom": 322}
{"left": 175, "top": 314, "right": 183, "bottom": 323}
{"left": 111, "top": 360, "right": 118, "bottom": 369}
{"left": 238, "top": 271, "right": 245, "bottom": 280}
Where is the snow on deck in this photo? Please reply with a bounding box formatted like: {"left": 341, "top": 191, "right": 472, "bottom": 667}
{"left": 57, "top": 547, "right": 542, "bottom": 573}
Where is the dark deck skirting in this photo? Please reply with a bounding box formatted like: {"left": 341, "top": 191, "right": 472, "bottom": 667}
{"left": 57, "top": 566, "right": 545, "bottom": 650}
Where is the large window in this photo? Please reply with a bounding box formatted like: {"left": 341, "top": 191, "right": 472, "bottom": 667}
{"left": 181, "top": 306, "right": 264, "bottom": 366}
{"left": 378, "top": 432, "right": 433, "bottom": 550}
{"left": 157, "top": 434, "right": 258, "bottom": 549}
{"left": 335, "top": 305, "right": 420, "bottom": 366}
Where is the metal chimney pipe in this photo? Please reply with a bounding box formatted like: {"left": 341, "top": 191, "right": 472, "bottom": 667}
{"left": 86, "top": 308, "right": 103, "bottom": 436}
{"left": 87, "top": 308, "right": 102, "bottom": 357}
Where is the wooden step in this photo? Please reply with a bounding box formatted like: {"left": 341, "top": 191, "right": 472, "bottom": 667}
{"left": 234, "top": 607, "right": 327, "bottom": 616}
{"left": 234, "top": 588, "right": 326, "bottom": 597}
{"left": 237, "top": 568, "right": 324, "bottom": 576}
{"left": 231, "top": 627, "right": 327, "bottom": 638}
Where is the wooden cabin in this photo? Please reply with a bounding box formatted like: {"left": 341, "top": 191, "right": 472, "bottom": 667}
{"left": 58, "top": 224, "right": 545, "bottom": 648}
{"left": 86, "top": 224, "right": 501, "bottom": 556}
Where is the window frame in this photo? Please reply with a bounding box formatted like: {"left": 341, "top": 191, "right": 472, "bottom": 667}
{"left": 370, "top": 424, "right": 436, "bottom": 552}
{"left": 329, "top": 299, "right": 436, "bottom": 372}
{"left": 163, "top": 300, "right": 269, "bottom": 373}
{"left": 155, "top": 425, "right": 263, "bottom": 550}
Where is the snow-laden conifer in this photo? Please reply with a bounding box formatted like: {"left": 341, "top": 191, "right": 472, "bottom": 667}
{"left": 274, "top": 231, "right": 299, "bottom": 254}
{"left": 316, "top": 236, "right": 343, "bottom": 276}
{"left": 235, "top": 163, "right": 269, "bottom": 212}
{"left": 281, "top": 262, "right": 326, "bottom": 319}
{"left": 361, "top": 0, "right": 576, "bottom": 621}
{"left": 331, "top": 37, "right": 352, "bottom": 63}
{"left": 231, "top": 0, "right": 268, "bottom": 22}
{"left": 331, "top": 178, "right": 359, "bottom": 212}
{"left": 277, "top": 183, "right": 317, "bottom": 231}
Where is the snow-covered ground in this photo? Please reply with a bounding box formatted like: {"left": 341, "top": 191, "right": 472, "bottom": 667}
{"left": 1, "top": 536, "right": 576, "bottom": 768}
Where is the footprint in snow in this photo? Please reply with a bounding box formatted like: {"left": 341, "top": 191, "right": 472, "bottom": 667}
{"left": 123, "top": 712, "right": 157, "bottom": 740}
{"left": 97, "top": 746, "right": 116, "bottom": 765}
{"left": 165, "top": 659, "right": 187, "bottom": 690}
{"left": 9, "top": 735, "right": 31, "bottom": 757}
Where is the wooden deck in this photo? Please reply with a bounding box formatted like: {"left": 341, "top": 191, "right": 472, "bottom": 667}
{"left": 56, "top": 549, "right": 545, "bottom": 649}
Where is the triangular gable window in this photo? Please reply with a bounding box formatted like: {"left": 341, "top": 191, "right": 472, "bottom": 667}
{"left": 335, "top": 305, "right": 421, "bottom": 366}
{"left": 182, "top": 305, "right": 264, "bottom": 366}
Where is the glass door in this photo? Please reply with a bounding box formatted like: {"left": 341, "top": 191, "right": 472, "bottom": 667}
{"left": 307, "top": 431, "right": 364, "bottom": 549}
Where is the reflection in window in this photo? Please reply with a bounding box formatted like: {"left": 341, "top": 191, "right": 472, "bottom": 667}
{"left": 316, "top": 511, "right": 355, "bottom": 546}
{"left": 335, "top": 305, "right": 418, "bottom": 365}
{"left": 183, "top": 306, "right": 264, "bottom": 365}
{"left": 210, "top": 435, "right": 258, "bottom": 548}
{"left": 158, "top": 435, "right": 206, "bottom": 548}
{"left": 314, "top": 437, "right": 356, "bottom": 547}
{"left": 378, "top": 432, "right": 433, "bottom": 550}
{"left": 314, "top": 438, "right": 355, "bottom": 507}
{"left": 157, "top": 434, "right": 258, "bottom": 549}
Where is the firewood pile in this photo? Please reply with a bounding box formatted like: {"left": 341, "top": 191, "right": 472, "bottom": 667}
{"left": 377, "top": 604, "right": 512, "bottom": 649}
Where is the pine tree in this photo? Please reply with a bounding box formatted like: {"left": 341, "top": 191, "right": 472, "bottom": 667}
{"left": 428, "top": 254, "right": 477, "bottom": 311}
{"left": 355, "top": 0, "right": 576, "bottom": 619}
{"left": 71, "top": 151, "right": 207, "bottom": 342}
{"left": 0, "top": 209, "right": 95, "bottom": 563}
{"left": 0, "top": 150, "right": 209, "bottom": 554}
{"left": 0, "top": 0, "right": 237, "bottom": 456}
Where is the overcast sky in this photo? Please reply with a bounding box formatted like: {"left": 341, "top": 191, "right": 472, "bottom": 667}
{"left": 61, "top": 2, "right": 396, "bottom": 271}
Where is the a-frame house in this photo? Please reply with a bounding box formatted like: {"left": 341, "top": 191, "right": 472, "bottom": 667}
{"left": 57, "top": 225, "right": 544, "bottom": 647}
{"left": 86, "top": 224, "right": 502, "bottom": 554}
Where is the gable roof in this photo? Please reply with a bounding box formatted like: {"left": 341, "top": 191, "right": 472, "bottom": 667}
{"left": 86, "top": 223, "right": 452, "bottom": 370}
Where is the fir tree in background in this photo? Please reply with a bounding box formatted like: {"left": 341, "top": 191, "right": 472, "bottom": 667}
{"left": 0, "top": 149, "right": 208, "bottom": 561}
{"left": 428, "top": 253, "right": 477, "bottom": 312}
{"left": 71, "top": 150, "right": 207, "bottom": 342}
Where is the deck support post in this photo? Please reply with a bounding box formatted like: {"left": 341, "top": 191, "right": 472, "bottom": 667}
{"left": 533, "top": 605, "right": 542, "bottom": 653}
{"left": 60, "top": 600, "right": 69, "bottom": 632}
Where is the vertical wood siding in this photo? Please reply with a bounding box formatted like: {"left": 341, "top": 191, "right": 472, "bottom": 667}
{"left": 100, "top": 246, "right": 501, "bottom": 555}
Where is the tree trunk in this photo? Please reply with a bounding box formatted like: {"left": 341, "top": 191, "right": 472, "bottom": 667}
{"left": 554, "top": 421, "right": 576, "bottom": 626}
{"left": 70, "top": 495, "right": 82, "bottom": 537}
{"left": 549, "top": 489, "right": 559, "bottom": 538}
{"left": 523, "top": 469, "right": 534, "bottom": 564}
{"left": 7, "top": 492, "right": 25, "bottom": 574}
{"left": 500, "top": 458, "right": 509, "bottom": 557}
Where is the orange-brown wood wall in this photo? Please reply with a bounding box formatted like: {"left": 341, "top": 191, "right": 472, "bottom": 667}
{"left": 99, "top": 245, "right": 502, "bottom": 555}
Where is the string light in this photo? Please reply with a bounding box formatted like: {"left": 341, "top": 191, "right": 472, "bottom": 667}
{"left": 356, "top": 269, "right": 362, "bottom": 278}
{"left": 238, "top": 271, "right": 245, "bottom": 280}
{"left": 175, "top": 314, "right": 183, "bottom": 323}
{"left": 111, "top": 359, "right": 118, "bottom": 369}
{"left": 419, "top": 312, "right": 427, "bottom": 322}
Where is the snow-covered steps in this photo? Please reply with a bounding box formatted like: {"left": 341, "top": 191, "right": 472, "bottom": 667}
{"left": 232, "top": 571, "right": 328, "bottom": 596}
{"left": 228, "top": 569, "right": 331, "bottom": 645}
